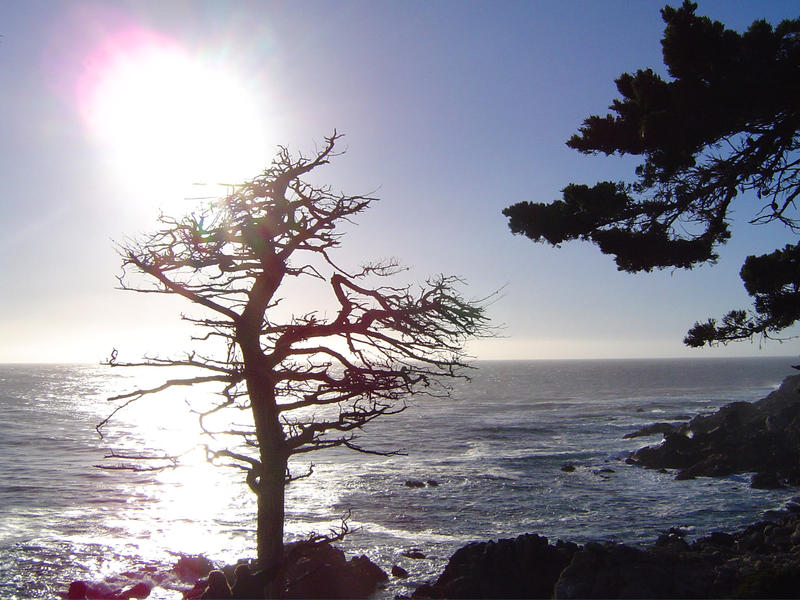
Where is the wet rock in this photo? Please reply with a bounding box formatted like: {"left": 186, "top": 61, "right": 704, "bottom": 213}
{"left": 183, "top": 579, "right": 207, "bottom": 600}
{"left": 784, "top": 497, "right": 800, "bottom": 513}
{"left": 283, "top": 541, "right": 387, "bottom": 599}
{"left": 790, "top": 523, "right": 800, "bottom": 546}
{"left": 594, "top": 467, "right": 615, "bottom": 475}
{"left": 560, "top": 464, "right": 576, "bottom": 473}
{"left": 751, "top": 471, "right": 785, "bottom": 489}
{"left": 200, "top": 570, "right": 231, "bottom": 599}
{"left": 392, "top": 565, "right": 409, "bottom": 578}
{"left": 554, "top": 541, "right": 714, "bottom": 599}
{"left": 426, "top": 480, "right": 440, "bottom": 487}
{"left": 120, "top": 583, "right": 151, "bottom": 599}
{"left": 412, "top": 533, "right": 577, "bottom": 599}
{"left": 732, "top": 567, "right": 800, "bottom": 598}
{"left": 628, "top": 375, "right": 800, "bottom": 482}
{"left": 412, "top": 583, "right": 440, "bottom": 598}
{"left": 174, "top": 555, "right": 215, "bottom": 581}
{"left": 402, "top": 549, "right": 426, "bottom": 559}
{"left": 349, "top": 555, "right": 389, "bottom": 589}
{"left": 415, "top": 514, "right": 800, "bottom": 599}
{"left": 698, "top": 532, "right": 735, "bottom": 549}
{"left": 764, "top": 509, "right": 794, "bottom": 523}
{"left": 654, "top": 532, "right": 690, "bottom": 552}
{"left": 230, "top": 563, "right": 264, "bottom": 599}
{"left": 65, "top": 581, "right": 90, "bottom": 599}
{"left": 623, "top": 422, "right": 676, "bottom": 439}
{"left": 62, "top": 580, "right": 151, "bottom": 600}
{"left": 405, "top": 480, "right": 426, "bottom": 488}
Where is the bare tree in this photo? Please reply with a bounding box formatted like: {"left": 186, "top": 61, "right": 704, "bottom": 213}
{"left": 100, "top": 133, "right": 490, "bottom": 594}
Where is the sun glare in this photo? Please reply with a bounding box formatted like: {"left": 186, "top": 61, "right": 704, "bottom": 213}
{"left": 78, "top": 28, "right": 267, "bottom": 210}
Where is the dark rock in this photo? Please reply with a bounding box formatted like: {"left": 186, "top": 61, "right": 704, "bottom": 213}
{"left": 63, "top": 580, "right": 146, "bottom": 600}
{"left": 554, "top": 541, "right": 715, "bottom": 599}
{"left": 415, "top": 513, "right": 800, "bottom": 599}
{"left": 349, "top": 555, "right": 389, "bottom": 588}
{"left": 785, "top": 499, "right": 800, "bottom": 513}
{"left": 63, "top": 580, "right": 140, "bottom": 600}
{"left": 751, "top": 471, "right": 785, "bottom": 489}
{"left": 120, "top": 583, "right": 151, "bottom": 599}
{"left": 696, "top": 531, "right": 735, "bottom": 549}
{"left": 737, "top": 528, "right": 766, "bottom": 553}
{"left": 405, "top": 480, "right": 426, "bottom": 488}
{"left": 426, "top": 479, "right": 440, "bottom": 487}
{"left": 560, "top": 464, "right": 576, "bottom": 473}
{"left": 183, "top": 579, "right": 207, "bottom": 599}
{"left": 230, "top": 563, "right": 264, "bottom": 599}
{"left": 629, "top": 375, "right": 800, "bottom": 482}
{"left": 200, "top": 570, "right": 231, "bottom": 599}
{"left": 622, "top": 422, "right": 676, "bottom": 439}
{"left": 763, "top": 509, "right": 793, "bottom": 523}
{"left": 412, "top": 583, "right": 441, "bottom": 598}
{"left": 732, "top": 567, "right": 800, "bottom": 598}
{"left": 402, "top": 549, "right": 426, "bottom": 559}
{"left": 392, "top": 565, "right": 409, "bottom": 578}
{"left": 66, "top": 581, "right": 90, "bottom": 599}
{"left": 174, "top": 555, "right": 215, "bottom": 581}
{"left": 283, "top": 541, "right": 387, "bottom": 599}
{"left": 64, "top": 547, "right": 374, "bottom": 600}
{"left": 655, "top": 531, "right": 690, "bottom": 552}
{"left": 412, "top": 533, "right": 577, "bottom": 599}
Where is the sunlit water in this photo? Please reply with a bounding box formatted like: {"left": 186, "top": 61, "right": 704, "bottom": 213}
{"left": 0, "top": 358, "right": 798, "bottom": 599}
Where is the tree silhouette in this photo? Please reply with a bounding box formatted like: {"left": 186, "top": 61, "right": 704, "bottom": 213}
{"left": 101, "top": 133, "right": 489, "bottom": 593}
{"left": 503, "top": 1, "right": 800, "bottom": 347}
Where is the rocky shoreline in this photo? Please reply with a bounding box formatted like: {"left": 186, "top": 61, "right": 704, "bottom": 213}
{"left": 62, "top": 541, "right": 390, "bottom": 599}
{"left": 410, "top": 374, "right": 800, "bottom": 599}
{"left": 411, "top": 502, "right": 800, "bottom": 599}
{"left": 626, "top": 373, "right": 800, "bottom": 487}
{"left": 65, "top": 508, "right": 800, "bottom": 600}
{"left": 64, "top": 375, "right": 800, "bottom": 599}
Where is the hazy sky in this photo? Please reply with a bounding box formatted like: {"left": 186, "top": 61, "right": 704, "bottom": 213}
{"left": 2, "top": 0, "right": 799, "bottom": 363}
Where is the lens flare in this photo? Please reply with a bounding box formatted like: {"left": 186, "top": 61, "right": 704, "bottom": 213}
{"left": 77, "top": 26, "right": 267, "bottom": 208}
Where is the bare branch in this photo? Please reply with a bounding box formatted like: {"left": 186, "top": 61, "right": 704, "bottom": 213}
{"left": 102, "top": 133, "right": 491, "bottom": 571}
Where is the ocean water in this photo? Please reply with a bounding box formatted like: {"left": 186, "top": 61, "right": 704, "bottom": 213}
{"left": 0, "top": 357, "right": 798, "bottom": 599}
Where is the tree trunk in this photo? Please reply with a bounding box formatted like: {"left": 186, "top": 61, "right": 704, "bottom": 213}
{"left": 257, "top": 451, "right": 287, "bottom": 598}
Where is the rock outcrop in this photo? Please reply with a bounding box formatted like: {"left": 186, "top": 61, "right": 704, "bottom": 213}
{"left": 283, "top": 541, "right": 388, "bottom": 599}
{"left": 627, "top": 375, "right": 800, "bottom": 486}
{"left": 555, "top": 516, "right": 800, "bottom": 599}
{"left": 62, "top": 542, "right": 386, "bottom": 600}
{"left": 411, "top": 533, "right": 578, "bottom": 599}
{"left": 414, "top": 510, "right": 800, "bottom": 599}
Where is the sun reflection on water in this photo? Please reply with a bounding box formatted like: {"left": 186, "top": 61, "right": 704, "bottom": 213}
{"left": 92, "top": 369, "right": 257, "bottom": 564}
{"left": 93, "top": 366, "right": 358, "bottom": 570}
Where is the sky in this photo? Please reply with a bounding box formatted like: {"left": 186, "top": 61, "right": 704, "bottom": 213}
{"left": 1, "top": 0, "right": 799, "bottom": 363}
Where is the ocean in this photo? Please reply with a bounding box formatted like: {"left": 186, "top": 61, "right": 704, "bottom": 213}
{"left": 0, "top": 357, "right": 797, "bottom": 599}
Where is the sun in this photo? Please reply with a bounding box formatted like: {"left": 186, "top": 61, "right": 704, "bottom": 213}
{"left": 78, "top": 28, "right": 267, "bottom": 210}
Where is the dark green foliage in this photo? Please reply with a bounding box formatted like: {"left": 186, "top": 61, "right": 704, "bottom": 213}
{"left": 503, "top": 1, "right": 800, "bottom": 346}
{"left": 685, "top": 243, "right": 800, "bottom": 346}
